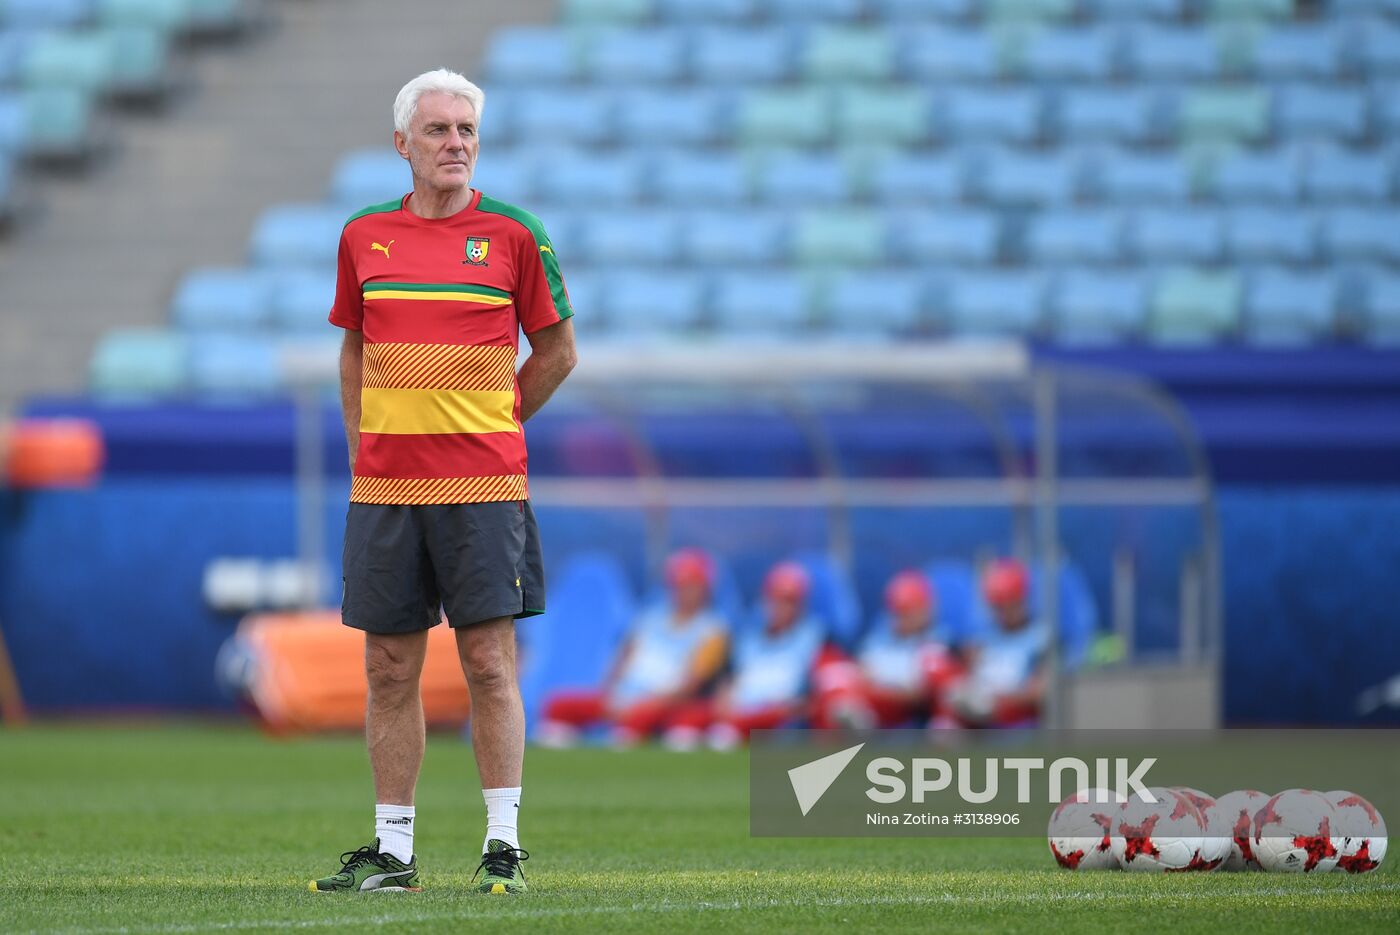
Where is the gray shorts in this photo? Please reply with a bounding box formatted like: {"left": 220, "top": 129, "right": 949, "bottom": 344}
{"left": 341, "top": 499, "right": 545, "bottom": 634}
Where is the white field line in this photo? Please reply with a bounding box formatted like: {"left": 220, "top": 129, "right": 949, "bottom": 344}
{"left": 42, "top": 884, "right": 1400, "bottom": 935}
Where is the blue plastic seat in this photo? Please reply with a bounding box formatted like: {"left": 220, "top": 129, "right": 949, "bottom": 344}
{"left": 615, "top": 89, "right": 730, "bottom": 145}
{"left": 1126, "top": 26, "right": 1221, "bottom": 79}
{"left": 1275, "top": 84, "right": 1368, "bottom": 142}
{"left": 538, "top": 153, "right": 643, "bottom": 205}
{"left": 692, "top": 27, "right": 795, "bottom": 83}
{"left": 875, "top": 0, "right": 975, "bottom": 19}
{"left": 804, "top": 26, "right": 897, "bottom": 81}
{"left": 584, "top": 28, "right": 688, "bottom": 83}
{"left": 513, "top": 89, "right": 614, "bottom": 145}
{"left": 1084, "top": 0, "right": 1182, "bottom": 17}
{"left": 188, "top": 336, "right": 281, "bottom": 396}
{"left": 1304, "top": 147, "right": 1392, "bottom": 202}
{"left": 943, "top": 272, "right": 1047, "bottom": 337}
{"left": 2, "top": 0, "right": 93, "bottom": 28}
{"left": 1226, "top": 209, "right": 1316, "bottom": 263}
{"left": 559, "top": 269, "right": 600, "bottom": 329}
{"left": 470, "top": 156, "right": 536, "bottom": 206}
{"left": 788, "top": 552, "right": 862, "bottom": 650}
{"left": 270, "top": 270, "right": 336, "bottom": 334}
{"left": 17, "top": 87, "right": 94, "bottom": 157}
{"left": 710, "top": 271, "right": 811, "bottom": 335}
{"left": 823, "top": 268, "right": 927, "bottom": 334}
{"left": 1251, "top": 26, "right": 1342, "bottom": 80}
{"left": 90, "top": 329, "right": 186, "bottom": 397}
{"left": 1245, "top": 269, "right": 1338, "bottom": 345}
{"left": 836, "top": 86, "right": 932, "bottom": 145}
{"left": 578, "top": 211, "right": 681, "bottom": 264}
{"left": 656, "top": 0, "right": 754, "bottom": 20}
{"left": 1209, "top": 148, "right": 1302, "bottom": 202}
{"left": 1051, "top": 269, "right": 1147, "bottom": 344}
{"left": 329, "top": 149, "right": 409, "bottom": 208}
{"left": 943, "top": 88, "right": 1043, "bottom": 142}
{"left": 1325, "top": 210, "right": 1400, "bottom": 263}
{"left": 607, "top": 269, "right": 708, "bottom": 334}
{"left": 868, "top": 153, "right": 964, "bottom": 203}
{"left": 753, "top": 152, "right": 850, "bottom": 204}
{"left": 897, "top": 211, "right": 1000, "bottom": 263}
{"left": 1362, "top": 273, "right": 1400, "bottom": 345}
{"left": 978, "top": 148, "right": 1079, "bottom": 205}
{"left": 922, "top": 560, "right": 976, "bottom": 645}
{"left": 793, "top": 210, "right": 886, "bottom": 266}
{"left": 682, "top": 210, "right": 787, "bottom": 264}
{"left": 1025, "top": 211, "right": 1125, "bottom": 263}
{"left": 484, "top": 27, "right": 578, "bottom": 83}
{"left": 0, "top": 31, "right": 35, "bottom": 85}
{"left": 1131, "top": 210, "right": 1225, "bottom": 262}
{"left": 652, "top": 151, "right": 749, "bottom": 204}
{"left": 1148, "top": 269, "right": 1243, "bottom": 344}
{"left": 1373, "top": 83, "right": 1400, "bottom": 138}
{"left": 738, "top": 87, "right": 833, "bottom": 145}
{"left": 249, "top": 205, "right": 343, "bottom": 268}
{"left": 1092, "top": 150, "right": 1194, "bottom": 202}
{"left": 1020, "top": 27, "right": 1120, "bottom": 81}
{"left": 0, "top": 94, "right": 24, "bottom": 154}
{"left": 22, "top": 31, "right": 118, "bottom": 92}
{"left": 171, "top": 268, "right": 274, "bottom": 334}
{"left": 769, "top": 0, "right": 862, "bottom": 19}
{"left": 1360, "top": 19, "right": 1400, "bottom": 76}
{"left": 902, "top": 28, "right": 1003, "bottom": 81}
{"left": 1056, "top": 87, "right": 1161, "bottom": 143}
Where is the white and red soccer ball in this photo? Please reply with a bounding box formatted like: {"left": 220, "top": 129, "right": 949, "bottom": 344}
{"left": 1215, "top": 789, "right": 1270, "bottom": 871}
{"left": 1171, "top": 787, "right": 1229, "bottom": 871}
{"left": 1047, "top": 788, "right": 1122, "bottom": 870}
{"left": 1111, "top": 787, "right": 1211, "bottom": 872}
{"left": 1252, "top": 789, "right": 1343, "bottom": 873}
{"left": 1328, "top": 790, "right": 1387, "bottom": 874}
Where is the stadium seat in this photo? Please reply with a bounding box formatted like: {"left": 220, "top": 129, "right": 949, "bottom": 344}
{"left": 577, "top": 211, "right": 681, "bottom": 264}
{"left": 606, "top": 269, "right": 708, "bottom": 334}
{"left": 1250, "top": 26, "right": 1342, "bottom": 80}
{"left": 793, "top": 210, "right": 887, "bottom": 267}
{"left": 989, "top": 0, "right": 1075, "bottom": 20}
{"left": 738, "top": 88, "right": 833, "bottom": 146}
{"left": 1085, "top": 0, "right": 1182, "bottom": 18}
{"left": 561, "top": 0, "right": 651, "bottom": 24}
{"left": 868, "top": 153, "right": 964, "bottom": 203}
{"left": 0, "top": 31, "right": 35, "bottom": 86}
{"left": 1056, "top": 88, "right": 1162, "bottom": 144}
{"left": 1207, "top": 0, "right": 1291, "bottom": 19}
{"left": 171, "top": 268, "right": 274, "bottom": 334}
{"left": 770, "top": 0, "right": 863, "bottom": 20}
{"left": 89, "top": 329, "right": 187, "bottom": 397}
{"left": 188, "top": 336, "right": 281, "bottom": 396}
{"left": 1244, "top": 269, "right": 1338, "bottom": 345}
{"left": 21, "top": 31, "right": 118, "bottom": 92}
{"left": 876, "top": 0, "right": 975, "bottom": 20}
{"left": 942, "top": 88, "right": 1043, "bottom": 143}
{"left": 822, "top": 268, "right": 927, "bottom": 334}
{"left": 895, "top": 211, "right": 1000, "bottom": 263}
{"left": 1332, "top": 0, "right": 1400, "bottom": 14}
{"left": 484, "top": 27, "right": 578, "bottom": 83}
{"left": 978, "top": 148, "right": 1079, "bottom": 205}
{"left": 1225, "top": 208, "right": 1316, "bottom": 263}
{"left": 1303, "top": 147, "right": 1392, "bottom": 202}
{"left": 20, "top": 87, "right": 93, "bottom": 158}
{"left": 835, "top": 86, "right": 931, "bottom": 145}
{"left": 329, "top": 150, "right": 409, "bottom": 208}
{"left": 942, "top": 272, "right": 1047, "bottom": 337}
{"left": 1126, "top": 26, "right": 1222, "bottom": 79}
{"left": 512, "top": 89, "right": 614, "bottom": 146}
{"left": 1024, "top": 211, "right": 1126, "bottom": 264}
{"left": 615, "top": 89, "right": 732, "bottom": 146}
{"left": 790, "top": 552, "right": 862, "bottom": 650}
{"left": 1091, "top": 150, "right": 1195, "bottom": 202}
{"left": 269, "top": 270, "right": 336, "bottom": 334}
{"left": 96, "top": 0, "right": 187, "bottom": 29}
{"left": 471, "top": 156, "right": 536, "bottom": 206}
{"left": 710, "top": 271, "right": 812, "bottom": 335}
{"left": 1148, "top": 269, "right": 1242, "bottom": 344}
{"left": 0, "top": 94, "right": 25, "bottom": 154}
{"left": 682, "top": 210, "right": 787, "bottom": 265}
{"left": 1362, "top": 273, "right": 1400, "bottom": 345}
{"left": 1208, "top": 147, "right": 1302, "bottom": 202}
{"left": 1131, "top": 210, "right": 1225, "bottom": 262}
{"left": 692, "top": 28, "right": 795, "bottom": 83}
{"left": 538, "top": 153, "right": 643, "bottom": 205}
{"left": 183, "top": 0, "right": 255, "bottom": 35}
{"left": 1324, "top": 210, "right": 1400, "bottom": 263}
{"left": 753, "top": 152, "right": 851, "bottom": 205}
{"left": 1275, "top": 85, "right": 1368, "bottom": 142}
{"left": 901, "top": 27, "right": 1005, "bottom": 81}
{"left": 656, "top": 0, "right": 754, "bottom": 20}
{"left": 1051, "top": 269, "right": 1148, "bottom": 344}
{"left": 1360, "top": 21, "right": 1400, "bottom": 76}
{"left": 652, "top": 151, "right": 750, "bottom": 204}
{"left": 559, "top": 269, "right": 600, "bottom": 330}
{"left": 248, "top": 205, "right": 343, "bottom": 268}
{"left": 804, "top": 27, "right": 897, "bottom": 81}
{"left": 2, "top": 0, "right": 93, "bottom": 28}
{"left": 1018, "top": 26, "right": 1121, "bottom": 81}
{"left": 1373, "top": 83, "right": 1400, "bottom": 138}
{"left": 1179, "top": 87, "right": 1271, "bottom": 143}
{"left": 583, "top": 28, "right": 688, "bottom": 83}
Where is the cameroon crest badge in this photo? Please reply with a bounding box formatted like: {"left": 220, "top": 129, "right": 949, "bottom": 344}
{"left": 463, "top": 237, "right": 491, "bottom": 266}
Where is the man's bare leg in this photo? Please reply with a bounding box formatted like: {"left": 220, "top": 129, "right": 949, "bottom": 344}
{"left": 366, "top": 629, "right": 430, "bottom": 804}
{"left": 456, "top": 617, "right": 525, "bottom": 789}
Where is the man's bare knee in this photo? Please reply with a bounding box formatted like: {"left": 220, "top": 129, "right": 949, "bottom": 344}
{"left": 457, "top": 621, "right": 516, "bottom": 692}
{"left": 365, "top": 634, "right": 425, "bottom": 696}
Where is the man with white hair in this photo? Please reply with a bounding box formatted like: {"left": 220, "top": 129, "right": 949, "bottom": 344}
{"left": 310, "top": 68, "right": 577, "bottom": 895}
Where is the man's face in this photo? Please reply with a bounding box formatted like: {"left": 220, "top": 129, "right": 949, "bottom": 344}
{"left": 672, "top": 580, "right": 709, "bottom": 618}
{"left": 893, "top": 606, "right": 931, "bottom": 638}
{"left": 764, "top": 594, "right": 802, "bottom": 636}
{"left": 994, "top": 601, "right": 1029, "bottom": 632}
{"left": 395, "top": 91, "right": 479, "bottom": 193}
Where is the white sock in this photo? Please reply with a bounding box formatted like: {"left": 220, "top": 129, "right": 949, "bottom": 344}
{"left": 482, "top": 786, "right": 521, "bottom": 852}
{"left": 375, "top": 803, "right": 415, "bottom": 863}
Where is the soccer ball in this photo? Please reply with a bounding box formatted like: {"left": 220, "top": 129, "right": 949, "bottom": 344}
{"left": 1253, "top": 789, "right": 1342, "bottom": 873}
{"left": 1328, "top": 790, "right": 1387, "bottom": 874}
{"left": 1111, "top": 787, "right": 1208, "bottom": 872}
{"left": 1215, "top": 790, "right": 1270, "bottom": 871}
{"left": 1171, "top": 787, "right": 1229, "bottom": 871}
{"left": 1047, "top": 788, "right": 1123, "bottom": 870}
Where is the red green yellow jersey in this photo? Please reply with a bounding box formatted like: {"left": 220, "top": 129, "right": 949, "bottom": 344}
{"left": 329, "top": 189, "right": 573, "bottom": 505}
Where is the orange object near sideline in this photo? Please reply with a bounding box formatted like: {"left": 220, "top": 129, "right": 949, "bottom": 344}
{"left": 4, "top": 419, "right": 104, "bottom": 489}
{"left": 238, "top": 611, "right": 470, "bottom": 733}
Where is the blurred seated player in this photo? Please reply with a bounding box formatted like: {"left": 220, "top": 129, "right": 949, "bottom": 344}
{"left": 703, "top": 562, "right": 826, "bottom": 750}
{"left": 812, "top": 570, "right": 960, "bottom": 729}
{"left": 538, "top": 548, "right": 729, "bottom": 747}
{"left": 943, "top": 558, "right": 1048, "bottom": 728}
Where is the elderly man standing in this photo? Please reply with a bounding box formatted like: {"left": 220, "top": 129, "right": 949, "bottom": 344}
{"left": 310, "top": 68, "right": 577, "bottom": 895}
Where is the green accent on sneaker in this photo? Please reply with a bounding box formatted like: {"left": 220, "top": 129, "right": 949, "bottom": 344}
{"left": 309, "top": 839, "right": 421, "bottom": 893}
{"left": 473, "top": 838, "right": 528, "bottom": 894}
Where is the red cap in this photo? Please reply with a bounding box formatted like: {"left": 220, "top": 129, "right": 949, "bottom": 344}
{"left": 665, "top": 548, "right": 714, "bottom": 589}
{"left": 983, "top": 559, "right": 1029, "bottom": 607}
{"left": 885, "top": 570, "right": 934, "bottom": 615}
{"left": 764, "top": 561, "right": 810, "bottom": 602}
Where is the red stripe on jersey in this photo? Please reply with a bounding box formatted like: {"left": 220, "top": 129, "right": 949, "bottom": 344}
{"left": 355, "top": 430, "right": 528, "bottom": 480}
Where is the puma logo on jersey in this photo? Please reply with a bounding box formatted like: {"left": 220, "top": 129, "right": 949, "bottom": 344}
{"left": 371, "top": 240, "right": 394, "bottom": 258}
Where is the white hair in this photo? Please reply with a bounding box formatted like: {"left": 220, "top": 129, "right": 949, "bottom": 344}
{"left": 393, "top": 68, "right": 485, "bottom": 137}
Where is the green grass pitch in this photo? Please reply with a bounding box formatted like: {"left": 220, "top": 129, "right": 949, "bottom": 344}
{"left": 1, "top": 723, "right": 1395, "bottom": 933}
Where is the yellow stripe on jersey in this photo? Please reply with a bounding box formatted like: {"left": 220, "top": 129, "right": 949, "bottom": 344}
{"left": 363, "top": 343, "right": 516, "bottom": 392}
{"left": 363, "top": 289, "right": 512, "bottom": 306}
{"left": 360, "top": 387, "right": 519, "bottom": 436}
{"left": 350, "top": 474, "right": 528, "bottom": 505}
